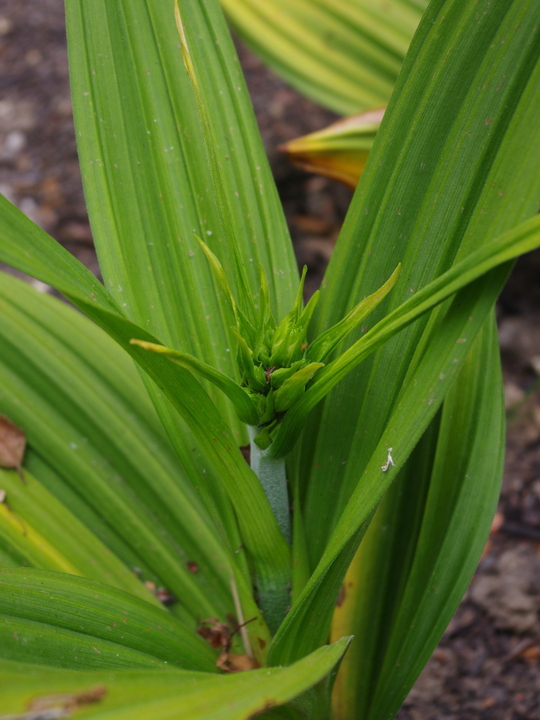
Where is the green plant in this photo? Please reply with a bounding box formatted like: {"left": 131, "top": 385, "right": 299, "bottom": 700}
{"left": 0, "top": 1, "right": 539, "bottom": 718}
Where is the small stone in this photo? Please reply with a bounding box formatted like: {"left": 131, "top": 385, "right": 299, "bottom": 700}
{"left": 25, "top": 49, "right": 42, "bottom": 66}
{"left": 530, "top": 355, "right": 540, "bottom": 374}
{"left": 0, "top": 16, "right": 12, "bottom": 36}
{"left": 470, "top": 545, "right": 540, "bottom": 633}
{"left": 2, "top": 130, "right": 26, "bottom": 159}
{"left": 0, "top": 99, "right": 36, "bottom": 132}
{"left": 531, "top": 480, "right": 540, "bottom": 502}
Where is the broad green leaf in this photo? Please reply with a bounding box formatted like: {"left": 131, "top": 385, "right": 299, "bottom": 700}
{"left": 275, "top": 0, "right": 540, "bottom": 665}
{"left": 0, "top": 272, "right": 235, "bottom": 620}
{"left": 66, "top": 0, "right": 298, "bottom": 439}
{"left": 174, "top": 6, "right": 260, "bottom": 332}
{"left": 290, "top": 487, "right": 310, "bottom": 606}
{"left": 0, "top": 467, "right": 157, "bottom": 603}
{"left": 0, "top": 202, "right": 289, "bottom": 636}
{"left": 270, "top": 215, "right": 540, "bottom": 458}
{"left": 0, "top": 568, "right": 216, "bottom": 671}
{"left": 331, "top": 318, "right": 504, "bottom": 719}
{"left": 270, "top": 265, "right": 511, "bottom": 664}
{"left": 280, "top": 108, "right": 385, "bottom": 188}
{"left": 221, "top": 0, "right": 427, "bottom": 114}
{"left": 0, "top": 638, "right": 350, "bottom": 719}
{"left": 0, "top": 272, "right": 271, "bottom": 658}
{"left": 63, "top": 0, "right": 300, "bottom": 622}
{"left": 305, "top": 0, "right": 540, "bottom": 584}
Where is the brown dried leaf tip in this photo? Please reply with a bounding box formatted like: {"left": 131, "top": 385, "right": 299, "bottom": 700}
{"left": 0, "top": 415, "right": 27, "bottom": 483}
{"left": 197, "top": 617, "right": 257, "bottom": 673}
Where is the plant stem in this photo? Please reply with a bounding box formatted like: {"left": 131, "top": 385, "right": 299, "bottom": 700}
{"left": 249, "top": 426, "right": 291, "bottom": 543}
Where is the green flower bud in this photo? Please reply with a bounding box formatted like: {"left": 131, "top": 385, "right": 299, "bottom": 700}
{"left": 273, "top": 363, "right": 324, "bottom": 413}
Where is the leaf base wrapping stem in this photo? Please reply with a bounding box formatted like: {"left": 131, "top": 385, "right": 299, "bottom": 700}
{"left": 249, "top": 426, "right": 291, "bottom": 544}
{"left": 249, "top": 426, "right": 292, "bottom": 633}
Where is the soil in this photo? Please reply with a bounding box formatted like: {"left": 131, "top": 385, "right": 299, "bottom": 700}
{"left": 1, "top": 2, "right": 539, "bottom": 718}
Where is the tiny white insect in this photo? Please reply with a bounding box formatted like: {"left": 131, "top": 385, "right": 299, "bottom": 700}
{"left": 381, "top": 448, "right": 396, "bottom": 472}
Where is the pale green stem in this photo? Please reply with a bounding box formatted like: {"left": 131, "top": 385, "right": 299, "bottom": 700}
{"left": 248, "top": 426, "right": 291, "bottom": 544}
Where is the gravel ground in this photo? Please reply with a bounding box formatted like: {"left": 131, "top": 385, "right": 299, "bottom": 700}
{"left": 1, "top": 2, "right": 539, "bottom": 717}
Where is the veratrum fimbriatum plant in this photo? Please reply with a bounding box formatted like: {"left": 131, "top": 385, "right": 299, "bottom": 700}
{"left": 0, "top": 1, "right": 539, "bottom": 719}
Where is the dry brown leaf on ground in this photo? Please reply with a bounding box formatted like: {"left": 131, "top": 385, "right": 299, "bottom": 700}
{"left": 197, "top": 617, "right": 258, "bottom": 672}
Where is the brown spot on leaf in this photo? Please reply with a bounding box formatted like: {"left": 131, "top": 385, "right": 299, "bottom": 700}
{"left": 186, "top": 561, "right": 199, "bottom": 573}
{"left": 257, "top": 637, "right": 267, "bottom": 650}
{"left": 0, "top": 415, "right": 27, "bottom": 483}
{"left": 28, "top": 685, "right": 107, "bottom": 714}
{"left": 336, "top": 584, "right": 346, "bottom": 607}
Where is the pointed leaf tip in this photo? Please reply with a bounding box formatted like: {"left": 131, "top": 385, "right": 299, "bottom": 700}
{"left": 306, "top": 263, "right": 401, "bottom": 363}
{"left": 130, "top": 339, "right": 260, "bottom": 426}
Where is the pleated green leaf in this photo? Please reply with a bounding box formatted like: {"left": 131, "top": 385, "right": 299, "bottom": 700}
{"left": 271, "top": 266, "right": 511, "bottom": 664}
{"left": 221, "top": 0, "right": 428, "bottom": 114}
{"left": 0, "top": 272, "right": 271, "bottom": 657}
{"left": 66, "top": 0, "right": 298, "bottom": 439}
{"left": 0, "top": 272, "right": 234, "bottom": 617}
{"left": 273, "top": 0, "right": 540, "bottom": 665}
{"left": 0, "top": 467, "right": 157, "bottom": 603}
{"left": 0, "top": 568, "right": 216, "bottom": 671}
{"left": 270, "top": 215, "right": 540, "bottom": 458}
{"left": 0, "top": 199, "right": 290, "bottom": 635}
{"left": 331, "top": 318, "right": 504, "bottom": 720}
{"left": 0, "top": 638, "right": 350, "bottom": 720}
{"left": 62, "top": 0, "right": 301, "bottom": 623}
